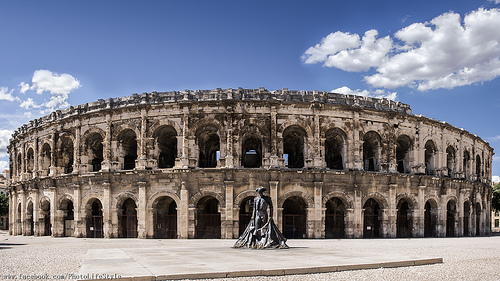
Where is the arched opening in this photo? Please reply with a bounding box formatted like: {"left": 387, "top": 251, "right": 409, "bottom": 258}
{"left": 476, "top": 155, "right": 482, "bottom": 180}
{"left": 16, "top": 203, "right": 21, "bottom": 235}
{"left": 283, "top": 126, "right": 306, "bottom": 168}
{"left": 463, "top": 150, "right": 471, "bottom": 179}
{"left": 241, "top": 137, "right": 262, "bottom": 168}
{"left": 61, "top": 199, "right": 74, "bottom": 237}
{"left": 197, "top": 126, "right": 220, "bottom": 168}
{"left": 86, "top": 133, "right": 104, "bottom": 172}
{"left": 40, "top": 143, "right": 51, "bottom": 175}
{"left": 195, "top": 196, "right": 221, "bottom": 238}
{"left": 424, "top": 141, "right": 436, "bottom": 175}
{"left": 26, "top": 201, "right": 34, "bottom": 236}
{"left": 424, "top": 201, "right": 437, "bottom": 237}
{"left": 396, "top": 135, "right": 412, "bottom": 174}
{"left": 239, "top": 197, "right": 255, "bottom": 236}
{"left": 325, "top": 197, "right": 345, "bottom": 238}
{"left": 446, "top": 200, "right": 456, "bottom": 237}
{"left": 26, "top": 148, "right": 34, "bottom": 174}
{"left": 396, "top": 199, "right": 411, "bottom": 238}
{"left": 16, "top": 153, "right": 22, "bottom": 177}
{"left": 446, "top": 146, "right": 456, "bottom": 177}
{"left": 325, "top": 129, "right": 345, "bottom": 170}
{"left": 463, "top": 201, "right": 470, "bottom": 236}
{"left": 363, "top": 198, "right": 381, "bottom": 238}
{"left": 40, "top": 200, "right": 51, "bottom": 236}
{"left": 363, "top": 131, "right": 381, "bottom": 172}
{"left": 118, "top": 130, "right": 137, "bottom": 170}
{"left": 155, "top": 126, "right": 177, "bottom": 169}
{"left": 59, "top": 136, "right": 74, "bottom": 174}
{"left": 476, "top": 203, "right": 481, "bottom": 236}
{"left": 282, "top": 196, "right": 307, "bottom": 239}
{"left": 119, "top": 198, "right": 137, "bottom": 238}
{"left": 153, "top": 196, "right": 177, "bottom": 239}
{"left": 86, "top": 199, "right": 103, "bottom": 238}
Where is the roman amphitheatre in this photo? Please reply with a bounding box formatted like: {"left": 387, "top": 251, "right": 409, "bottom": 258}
{"left": 6, "top": 87, "right": 493, "bottom": 239}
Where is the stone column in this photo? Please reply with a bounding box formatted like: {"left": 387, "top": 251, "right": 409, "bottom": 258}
{"left": 49, "top": 133, "right": 56, "bottom": 176}
{"left": 33, "top": 137, "right": 38, "bottom": 178}
{"left": 73, "top": 184, "right": 82, "bottom": 237}
{"left": 312, "top": 113, "right": 323, "bottom": 168}
{"left": 313, "top": 182, "right": 323, "bottom": 238}
{"left": 388, "top": 183, "right": 397, "bottom": 237}
{"left": 8, "top": 192, "right": 13, "bottom": 235}
{"left": 417, "top": 185, "right": 425, "bottom": 237}
{"left": 49, "top": 186, "right": 56, "bottom": 237}
{"left": 102, "top": 182, "right": 111, "bottom": 238}
{"left": 179, "top": 111, "right": 189, "bottom": 168}
{"left": 382, "top": 208, "right": 391, "bottom": 238}
{"left": 352, "top": 112, "right": 363, "bottom": 170}
{"left": 20, "top": 190, "right": 25, "bottom": 235}
{"left": 269, "top": 106, "right": 279, "bottom": 167}
{"left": 101, "top": 116, "right": 112, "bottom": 172}
{"left": 345, "top": 208, "right": 355, "bottom": 238}
{"left": 269, "top": 181, "right": 279, "bottom": 221}
{"left": 33, "top": 191, "right": 39, "bottom": 236}
{"left": 136, "top": 112, "right": 148, "bottom": 170}
{"left": 353, "top": 190, "right": 363, "bottom": 238}
{"left": 73, "top": 125, "right": 81, "bottom": 174}
{"left": 224, "top": 180, "right": 234, "bottom": 238}
{"left": 137, "top": 181, "right": 147, "bottom": 238}
{"left": 179, "top": 181, "right": 189, "bottom": 239}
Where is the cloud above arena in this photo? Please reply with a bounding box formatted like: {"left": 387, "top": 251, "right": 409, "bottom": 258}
{"left": 303, "top": 8, "right": 500, "bottom": 91}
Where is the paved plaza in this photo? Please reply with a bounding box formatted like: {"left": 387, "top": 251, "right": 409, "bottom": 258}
{"left": 0, "top": 231, "right": 499, "bottom": 280}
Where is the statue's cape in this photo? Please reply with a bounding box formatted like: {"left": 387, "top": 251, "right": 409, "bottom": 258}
{"left": 233, "top": 218, "right": 288, "bottom": 249}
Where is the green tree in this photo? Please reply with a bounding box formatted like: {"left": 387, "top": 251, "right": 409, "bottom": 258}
{"left": 493, "top": 183, "right": 500, "bottom": 212}
{"left": 0, "top": 194, "right": 8, "bottom": 216}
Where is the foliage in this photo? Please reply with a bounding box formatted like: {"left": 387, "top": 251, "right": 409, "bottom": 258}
{"left": 0, "top": 194, "right": 8, "bottom": 216}
{"left": 493, "top": 183, "right": 500, "bottom": 212}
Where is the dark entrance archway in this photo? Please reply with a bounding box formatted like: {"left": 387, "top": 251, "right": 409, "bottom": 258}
{"left": 195, "top": 196, "right": 221, "bottom": 238}
{"left": 119, "top": 198, "right": 137, "bottom": 238}
{"left": 363, "top": 198, "right": 381, "bottom": 238}
{"left": 424, "top": 200, "right": 437, "bottom": 237}
{"left": 86, "top": 199, "right": 103, "bottom": 238}
{"left": 40, "top": 200, "right": 51, "bottom": 236}
{"left": 239, "top": 197, "right": 254, "bottom": 236}
{"left": 62, "top": 200, "right": 74, "bottom": 237}
{"left": 282, "top": 196, "right": 307, "bottom": 239}
{"left": 325, "top": 197, "right": 345, "bottom": 238}
{"left": 153, "top": 196, "right": 177, "bottom": 239}
{"left": 26, "top": 201, "right": 34, "bottom": 236}
{"left": 476, "top": 203, "right": 481, "bottom": 236}
{"left": 397, "top": 199, "right": 411, "bottom": 238}
{"left": 446, "top": 201, "right": 456, "bottom": 237}
{"left": 463, "top": 201, "right": 470, "bottom": 236}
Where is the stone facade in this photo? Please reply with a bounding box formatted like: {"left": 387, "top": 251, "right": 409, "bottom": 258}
{"left": 7, "top": 88, "right": 494, "bottom": 239}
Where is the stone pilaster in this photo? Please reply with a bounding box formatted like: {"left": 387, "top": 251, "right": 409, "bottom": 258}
{"left": 137, "top": 181, "right": 147, "bottom": 238}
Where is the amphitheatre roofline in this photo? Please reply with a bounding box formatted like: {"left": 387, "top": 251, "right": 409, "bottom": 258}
{"left": 7, "top": 88, "right": 490, "bottom": 150}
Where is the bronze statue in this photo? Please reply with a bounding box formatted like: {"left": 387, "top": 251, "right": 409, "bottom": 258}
{"left": 233, "top": 186, "right": 288, "bottom": 249}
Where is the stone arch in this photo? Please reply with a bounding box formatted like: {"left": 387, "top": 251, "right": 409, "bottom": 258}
{"left": 395, "top": 134, "right": 413, "bottom": 174}
{"left": 361, "top": 130, "right": 383, "bottom": 172}
{"left": 148, "top": 119, "right": 182, "bottom": 137}
{"left": 277, "top": 117, "right": 313, "bottom": 138}
{"left": 82, "top": 193, "right": 104, "bottom": 209}
{"left": 190, "top": 118, "right": 224, "bottom": 137}
{"left": 56, "top": 132, "right": 75, "bottom": 174}
{"left": 424, "top": 195, "right": 440, "bottom": 209}
{"left": 234, "top": 189, "right": 258, "bottom": 208}
{"left": 148, "top": 190, "right": 181, "bottom": 209}
{"left": 113, "top": 192, "right": 139, "bottom": 209}
{"left": 320, "top": 123, "right": 348, "bottom": 138}
{"left": 40, "top": 141, "right": 52, "bottom": 173}
{"left": 322, "top": 191, "right": 353, "bottom": 209}
{"left": 189, "top": 190, "right": 225, "bottom": 208}
{"left": 396, "top": 193, "right": 418, "bottom": 209}
{"left": 81, "top": 126, "right": 106, "bottom": 146}
{"left": 361, "top": 192, "right": 389, "bottom": 209}
{"left": 57, "top": 194, "right": 74, "bottom": 209}
{"left": 278, "top": 190, "right": 314, "bottom": 209}
{"left": 113, "top": 122, "right": 140, "bottom": 141}
{"left": 324, "top": 127, "right": 348, "bottom": 170}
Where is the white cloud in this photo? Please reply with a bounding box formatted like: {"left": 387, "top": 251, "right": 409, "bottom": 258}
{"left": 28, "top": 69, "right": 81, "bottom": 95}
{"left": 488, "top": 0, "right": 500, "bottom": 4}
{"left": 20, "top": 98, "right": 41, "bottom": 110}
{"left": 0, "top": 87, "right": 18, "bottom": 102}
{"left": 0, "top": 161, "right": 8, "bottom": 173}
{"left": 493, "top": 175, "right": 500, "bottom": 184}
{"left": 0, "top": 129, "right": 12, "bottom": 158}
{"left": 304, "top": 8, "right": 500, "bottom": 91}
{"left": 18, "top": 69, "right": 81, "bottom": 112}
{"left": 333, "top": 86, "right": 397, "bottom": 100}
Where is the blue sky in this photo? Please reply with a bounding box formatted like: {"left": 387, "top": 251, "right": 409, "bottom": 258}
{"left": 1, "top": 0, "right": 499, "bottom": 181}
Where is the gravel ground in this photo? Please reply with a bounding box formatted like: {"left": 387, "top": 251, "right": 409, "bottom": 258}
{"left": 0, "top": 231, "right": 499, "bottom": 281}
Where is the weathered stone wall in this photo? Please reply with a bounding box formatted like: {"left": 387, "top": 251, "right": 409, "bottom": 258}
{"left": 7, "top": 88, "right": 493, "bottom": 239}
